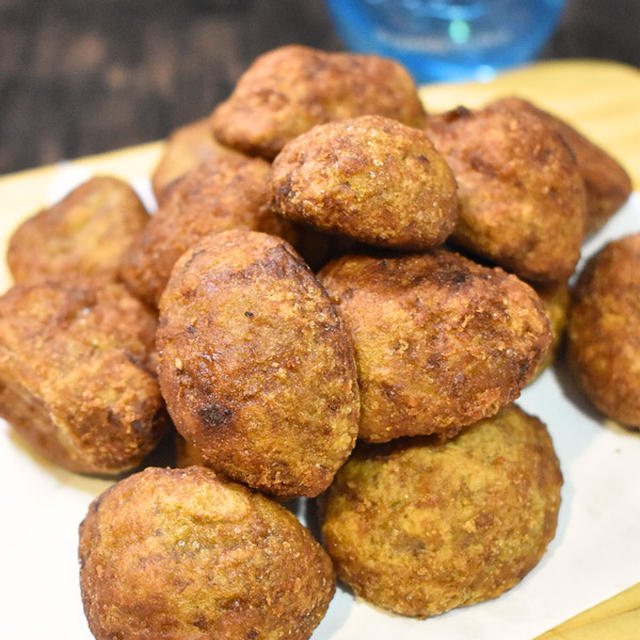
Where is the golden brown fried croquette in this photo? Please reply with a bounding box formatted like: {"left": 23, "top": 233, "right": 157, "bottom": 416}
{"left": 7, "top": 176, "right": 149, "bottom": 284}
{"left": 79, "top": 466, "right": 335, "bottom": 640}
{"left": 318, "top": 250, "right": 551, "bottom": 442}
{"left": 0, "top": 278, "right": 167, "bottom": 474}
{"left": 270, "top": 115, "right": 458, "bottom": 250}
{"left": 156, "top": 230, "right": 360, "bottom": 498}
{"left": 151, "top": 118, "right": 248, "bottom": 205}
{"left": 210, "top": 45, "right": 425, "bottom": 159}
{"left": 531, "top": 281, "right": 569, "bottom": 378}
{"left": 567, "top": 233, "right": 640, "bottom": 429}
{"left": 119, "top": 156, "right": 293, "bottom": 307}
{"left": 321, "top": 404, "right": 562, "bottom": 618}
{"left": 425, "top": 103, "right": 587, "bottom": 283}
{"left": 490, "top": 97, "right": 632, "bottom": 234}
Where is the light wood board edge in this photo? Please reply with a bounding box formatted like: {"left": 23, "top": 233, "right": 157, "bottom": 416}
{"left": 533, "top": 581, "right": 640, "bottom": 640}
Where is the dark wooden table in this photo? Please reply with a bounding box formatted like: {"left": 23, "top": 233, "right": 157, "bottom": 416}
{"left": 1, "top": 0, "right": 638, "bottom": 174}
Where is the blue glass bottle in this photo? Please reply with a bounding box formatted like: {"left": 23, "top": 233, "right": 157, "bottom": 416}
{"left": 326, "top": 0, "right": 566, "bottom": 82}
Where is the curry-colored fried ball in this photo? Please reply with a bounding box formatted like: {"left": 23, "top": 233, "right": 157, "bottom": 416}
{"left": 79, "top": 466, "right": 335, "bottom": 640}
{"left": 7, "top": 176, "right": 149, "bottom": 284}
{"left": 425, "top": 103, "right": 587, "bottom": 283}
{"left": 319, "top": 250, "right": 551, "bottom": 442}
{"left": 567, "top": 233, "right": 640, "bottom": 429}
{"left": 210, "top": 45, "right": 425, "bottom": 159}
{"left": 321, "top": 404, "right": 562, "bottom": 618}
{"left": 157, "top": 230, "right": 360, "bottom": 498}
{"left": 0, "top": 279, "right": 167, "bottom": 474}
{"left": 531, "top": 281, "right": 570, "bottom": 379}
{"left": 120, "top": 156, "right": 293, "bottom": 307}
{"left": 151, "top": 118, "right": 248, "bottom": 205}
{"left": 270, "top": 115, "right": 457, "bottom": 250}
{"left": 490, "top": 97, "right": 632, "bottom": 234}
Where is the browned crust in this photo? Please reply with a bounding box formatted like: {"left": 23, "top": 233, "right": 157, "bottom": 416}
{"left": 7, "top": 176, "right": 149, "bottom": 284}
{"left": 321, "top": 404, "right": 562, "bottom": 618}
{"left": 79, "top": 466, "right": 335, "bottom": 640}
{"left": 270, "top": 115, "right": 458, "bottom": 250}
{"left": 156, "top": 230, "right": 360, "bottom": 498}
{"left": 530, "top": 281, "right": 570, "bottom": 379}
{"left": 319, "top": 249, "right": 551, "bottom": 442}
{"left": 425, "top": 103, "right": 587, "bottom": 283}
{"left": 210, "top": 45, "right": 425, "bottom": 159}
{"left": 567, "top": 233, "right": 640, "bottom": 428}
{"left": 119, "top": 155, "right": 294, "bottom": 307}
{"left": 490, "top": 97, "right": 632, "bottom": 234}
{"left": 151, "top": 118, "right": 248, "bottom": 206}
{"left": 0, "top": 278, "right": 167, "bottom": 474}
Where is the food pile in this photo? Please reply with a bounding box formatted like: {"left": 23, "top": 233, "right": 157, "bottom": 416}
{"left": 0, "top": 45, "right": 636, "bottom": 639}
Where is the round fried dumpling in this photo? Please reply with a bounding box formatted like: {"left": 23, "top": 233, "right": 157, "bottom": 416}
{"left": 151, "top": 118, "right": 248, "bottom": 205}
{"left": 157, "top": 230, "right": 360, "bottom": 498}
{"left": 319, "top": 250, "right": 551, "bottom": 442}
{"left": 321, "top": 404, "right": 562, "bottom": 618}
{"left": 490, "top": 97, "right": 631, "bottom": 235}
{"left": 567, "top": 233, "right": 640, "bottom": 429}
{"left": 0, "top": 278, "right": 166, "bottom": 474}
{"left": 8, "top": 176, "right": 148, "bottom": 284}
{"left": 211, "top": 45, "right": 425, "bottom": 159}
{"left": 80, "top": 466, "right": 335, "bottom": 640}
{"left": 270, "top": 115, "right": 457, "bottom": 250}
{"left": 425, "top": 103, "right": 587, "bottom": 283}
{"left": 120, "top": 155, "right": 293, "bottom": 307}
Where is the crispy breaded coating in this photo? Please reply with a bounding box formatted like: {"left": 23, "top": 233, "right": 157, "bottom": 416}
{"left": 425, "top": 103, "right": 587, "bottom": 283}
{"left": 532, "top": 281, "right": 569, "bottom": 379}
{"left": 120, "top": 155, "right": 293, "bottom": 307}
{"left": 319, "top": 250, "right": 551, "bottom": 442}
{"left": 7, "top": 176, "right": 148, "bottom": 284}
{"left": 79, "top": 466, "right": 335, "bottom": 640}
{"left": 210, "top": 45, "right": 425, "bottom": 159}
{"left": 270, "top": 115, "right": 458, "bottom": 250}
{"left": 151, "top": 118, "right": 247, "bottom": 205}
{"left": 490, "top": 97, "right": 632, "bottom": 234}
{"left": 156, "top": 230, "right": 360, "bottom": 498}
{"left": 567, "top": 233, "right": 640, "bottom": 428}
{"left": 321, "top": 404, "right": 562, "bottom": 618}
{"left": 0, "top": 279, "right": 167, "bottom": 474}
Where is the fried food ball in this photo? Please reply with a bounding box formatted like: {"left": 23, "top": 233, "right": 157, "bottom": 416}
{"left": 531, "top": 281, "right": 569, "bottom": 378}
{"left": 490, "top": 97, "right": 632, "bottom": 234}
{"left": 319, "top": 250, "right": 551, "bottom": 442}
{"left": 425, "top": 103, "right": 587, "bottom": 283}
{"left": 79, "top": 466, "right": 335, "bottom": 640}
{"left": 7, "top": 176, "right": 149, "bottom": 284}
{"left": 120, "top": 156, "right": 293, "bottom": 307}
{"left": 156, "top": 230, "right": 360, "bottom": 498}
{"left": 270, "top": 115, "right": 457, "bottom": 250}
{"left": 321, "top": 403, "right": 562, "bottom": 618}
{"left": 151, "top": 118, "right": 247, "bottom": 205}
{"left": 0, "top": 278, "right": 167, "bottom": 474}
{"left": 567, "top": 233, "right": 640, "bottom": 429}
{"left": 210, "top": 45, "right": 425, "bottom": 159}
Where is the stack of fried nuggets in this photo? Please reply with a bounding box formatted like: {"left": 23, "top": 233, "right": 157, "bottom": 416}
{"left": 1, "top": 45, "right": 635, "bottom": 640}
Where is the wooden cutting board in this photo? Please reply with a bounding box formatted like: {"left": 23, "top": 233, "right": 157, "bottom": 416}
{"left": 0, "top": 59, "right": 638, "bottom": 638}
